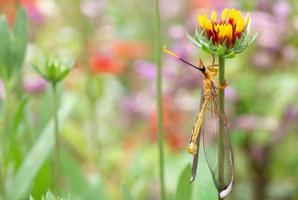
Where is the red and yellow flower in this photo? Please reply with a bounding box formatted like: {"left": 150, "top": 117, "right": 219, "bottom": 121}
{"left": 189, "top": 8, "right": 256, "bottom": 57}
{"left": 198, "top": 9, "right": 250, "bottom": 47}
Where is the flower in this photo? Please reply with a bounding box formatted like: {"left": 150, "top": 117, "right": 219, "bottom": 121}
{"left": 134, "top": 60, "right": 156, "bottom": 80}
{"left": 198, "top": 9, "right": 250, "bottom": 46}
{"left": 149, "top": 97, "right": 187, "bottom": 151}
{"left": 21, "top": 0, "right": 44, "bottom": 24}
{"left": 188, "top": 8, "right": 257, "bottom": 58}
{"left": 90, "top": 54, "right": 124, "bottom": 75}
{"left": 109, "top": 40, "right": 148, "bottom": 60}
{"left": 23, "top": 76, "right": 47, "bottom": 94}
{"left": 32, "top": 57, "right": 75, "bottom": 83}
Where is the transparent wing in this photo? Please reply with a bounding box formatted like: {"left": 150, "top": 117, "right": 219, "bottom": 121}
{"left": 201, "top": 82, "right": 234, "bottom": 198}
{"left": 190, "top": 90, "right": 204, "bottom": 182}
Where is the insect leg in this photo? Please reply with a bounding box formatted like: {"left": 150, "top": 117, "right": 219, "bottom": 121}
{"left": 215, "top": 80, "right": 229, "bottom": 90}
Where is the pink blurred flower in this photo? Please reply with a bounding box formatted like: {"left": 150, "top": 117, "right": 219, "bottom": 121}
{"left": 133, "top": 59, "right": 175, "bottom": 81}
{"left": 168, "top": 24, "right": 185, "bottom": 40}
{"left": 23, "top": 76, "right": 47, "bottom": 94}
{"left": 134, "top": 60, "right": 156, "bottom": 80}
{"left": 160, "top": 0, "right": 183, "bottom": 18}
{"left": 21, "top": 0, "right": 44, "bottom": 24}
{"left": 273, "top": 0, "right": 291, "bottom": 19}
{"left": 237, "top": 115, "right": 258, "bottom": 131}
{"left": 80, "top": 0, "right": 106, "bottom": 18}
{"left": 225, "top": 86, "right": 237, "bottom": 102}
{"left": 252, "top": 11, "right": 285, "bottom": 50}
{"left": 252, "top": 50, "right": 274, "bottom": 70}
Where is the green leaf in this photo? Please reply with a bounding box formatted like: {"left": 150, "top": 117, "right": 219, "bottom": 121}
{"left": 0, "top": 15, "right": 10, "bottom": 79}
{"left": 7, "top": 96, "right": 76, "bottom": 200}
{"left": 174, "top": 164, "right": 192, "bottom": 200}
{"left": 11, "top": 95, "right": 28, "bottom": 136}
{"left": 10, "top": 6, "right": 27, "bottom": 73}
{"left": 31, "top": 160, "right": 52, "bottom": 198}
{"left": 60, "top": 151, "right": 106, "bottom": 199}
{"left": 7, "top": 96, "right": 28, "bottom": 168}
{"left": 122, "top": 184, "right": 134, "bottom": 200}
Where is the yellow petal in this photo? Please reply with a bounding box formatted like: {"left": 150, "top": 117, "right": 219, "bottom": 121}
{"left": 236, "top": 17, "right": 244, "bottom": 33}
{"left": 214, "top": 24, "right": 219, "bottom": 33}
{"left": 236, "top": 10, "right": 243, "bottom": 20}
{"left": 228, "top": 8, "right": 235, "bottom": 20}
{"left": 211, "top": 11, "right": 217, "bottom": 22}
{"left": 206, "top": 18, "right": 213, "bottom": 30}
{"left": 218, "top": 25, "right": 226, "bottom": 39}
{"left": 198, "top": 15, "right": 212, "bottom": 31}
{"left": 221, "top": 8, "right": 229, "bottom": 21}
{"left": 197, "top": 15, "right": 205, "bottom": 28}
{"left": 244, "top": 12, "right": 250, "bottom": 27}
{"left": 225, "top": 24, "right": 233, "bottom": 39}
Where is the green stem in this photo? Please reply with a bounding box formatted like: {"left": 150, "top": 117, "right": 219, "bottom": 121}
{"left": 154, "top": 0, "right": 166, "bottom": 199}
{"left": 218, "top": 56, "right": 225, "bottom": 199}
{"left": 52, "top": 82, "right": 60, "bottom": 192}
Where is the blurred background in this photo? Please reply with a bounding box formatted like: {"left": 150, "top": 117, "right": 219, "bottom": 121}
{"left": 0, "top": 0, "right": 298, "bottom": 199}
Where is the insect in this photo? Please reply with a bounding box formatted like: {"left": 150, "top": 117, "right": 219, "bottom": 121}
{"left": 163, "top": 46, "right": 234, "bottom": 199}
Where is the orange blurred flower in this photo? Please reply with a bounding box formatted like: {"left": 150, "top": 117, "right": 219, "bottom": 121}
{"left": 0, "top": 0, "right": 41, "bottom": 25}
{"left": 90, "top": 54, "right": 124, "bottom": 75}
{"left": 192, "top": 0, "right": 228, "bottom": 10}
{"left": 149, "top": 97, "right": 187, "bottom": 151}
{"left": 0, "top": 0, "right": 17, "bottom": 24}
{"left": 110, "top": 40, "right": 148, "bottom": 60}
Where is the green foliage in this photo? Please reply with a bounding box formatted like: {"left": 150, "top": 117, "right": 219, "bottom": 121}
{"left": 0, "top": 7, "right": 27, "bottom": 81}
{"left": 30, "top": 191, "right": 70, "bottom": 200}
{"left": 174, "top": 164, "right": 193, "bottom": 200}
{"left": 122, "top": 184, "right": 134, "bottom": 200}
{"left": 59, "top": 150, "right": 107, "bottom": 199}
{"left": 0, "top": 16, "right": 10, "bottom": 79}
{"left": 6, "top": 97, "right": 75, "bottom": 200}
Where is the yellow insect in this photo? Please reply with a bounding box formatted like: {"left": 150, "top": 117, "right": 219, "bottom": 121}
{"left": 164, "top": 46, "right": 234, "bottom": 199}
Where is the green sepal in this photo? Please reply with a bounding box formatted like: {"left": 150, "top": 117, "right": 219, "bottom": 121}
{"left": 186, "top": 33, "right": 201, "bottom": 48}
{"left": 191, "top": 27, "right": 258, "bottom": 59}
{"left": 223, "top": 51, "right": 236, "bottom": 59}
{"left": 32, "top": 56, "right": 75, "bottom": 83}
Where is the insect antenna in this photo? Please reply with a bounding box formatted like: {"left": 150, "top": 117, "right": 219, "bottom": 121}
{"left": 163, "top": 45, "right": 205, "bottom": 73}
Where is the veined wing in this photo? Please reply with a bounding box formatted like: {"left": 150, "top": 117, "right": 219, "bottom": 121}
{"left": 201, "top": 81, "right": 234, "bottom": 199}
{"left": 189, "top": 90, "right": 205, "bottom": 182}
